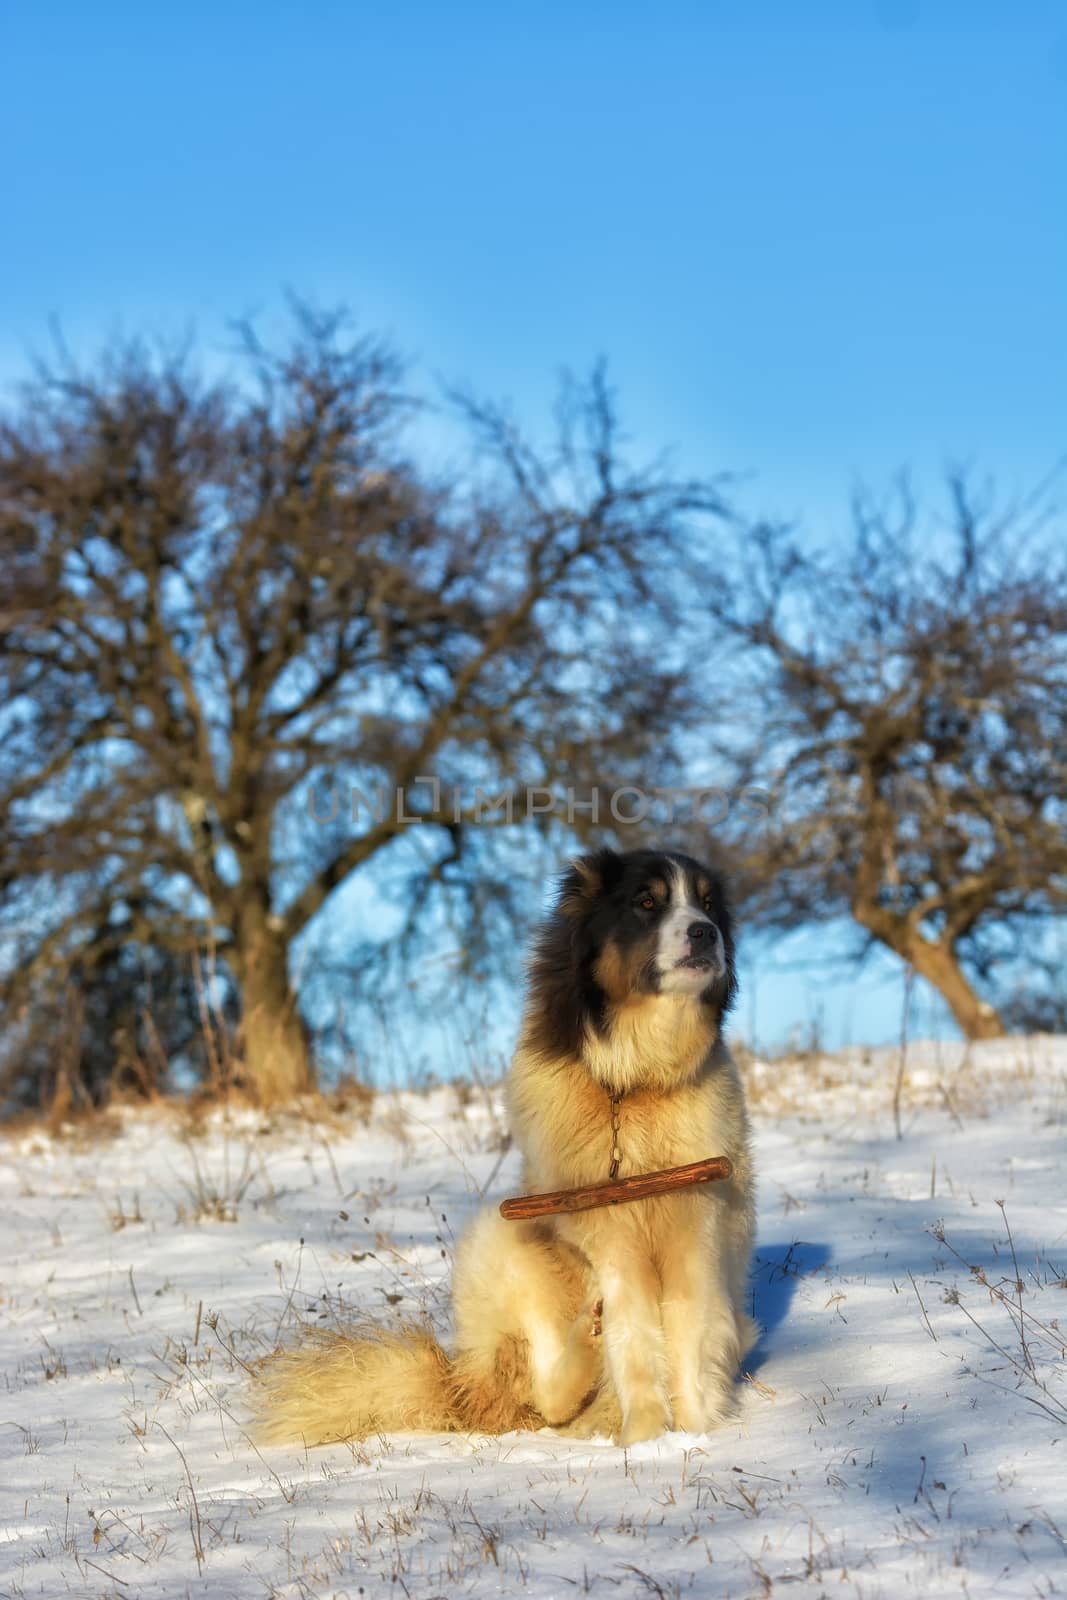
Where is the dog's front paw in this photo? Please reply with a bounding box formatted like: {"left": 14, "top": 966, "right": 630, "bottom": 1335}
{"left": 617, "top": 1399, "right": 671, "bottom": 1447}
{"left": 671, "top": 1379, "right": 735, "bottom": 1435}
{"left": 671, "top": 1399, "right": 710, "bottom": 1434}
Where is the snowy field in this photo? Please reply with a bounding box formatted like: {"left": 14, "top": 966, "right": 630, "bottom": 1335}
{"left": 2, "top": 1038, "right": 1065, "bottom": 1600}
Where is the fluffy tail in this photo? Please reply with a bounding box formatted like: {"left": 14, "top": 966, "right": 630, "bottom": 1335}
{"left": 253, "top": 1321, "right": 539, "bottom": 1447}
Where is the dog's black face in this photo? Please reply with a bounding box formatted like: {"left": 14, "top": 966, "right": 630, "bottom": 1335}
{"left": 528, "top": 847, "right": 737, "bottom": 1060}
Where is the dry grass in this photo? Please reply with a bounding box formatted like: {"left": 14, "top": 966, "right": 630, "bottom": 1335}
{"left": 735, "top": 1031, "right": 1066, "bottom": 1126}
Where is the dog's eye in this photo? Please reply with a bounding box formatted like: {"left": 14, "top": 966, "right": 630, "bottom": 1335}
{"left": 637, "top": 895, "right": 656, "bottom": 912}
{"left": 702, "top": 895, "right": 714, "bottom": 914}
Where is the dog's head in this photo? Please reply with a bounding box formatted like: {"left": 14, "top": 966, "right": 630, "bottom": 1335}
{"left": 528, "top": 847, "right": 737, "bottom": 1061}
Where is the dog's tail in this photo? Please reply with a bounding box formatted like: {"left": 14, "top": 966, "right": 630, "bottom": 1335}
{"left": 254, "top": 1322, "right": 539, "bottom": 1446}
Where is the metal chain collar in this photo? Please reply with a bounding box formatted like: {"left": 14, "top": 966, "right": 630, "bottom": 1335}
{"left": 608, "top": 1091, "right": 624, "bottom": 1180}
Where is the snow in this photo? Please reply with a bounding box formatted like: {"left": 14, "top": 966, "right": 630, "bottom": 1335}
{"left": 2, "top": 1038, "right": 1065, "bottom": 1599}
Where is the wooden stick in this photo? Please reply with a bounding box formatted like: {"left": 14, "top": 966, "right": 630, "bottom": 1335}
{"left": 499, "top": 1155, "right": 733, "bottom": 1221}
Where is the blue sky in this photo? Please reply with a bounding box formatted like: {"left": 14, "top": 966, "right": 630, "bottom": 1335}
{"left": 2, "top": 2, "right": 1064, "bottom": 1051}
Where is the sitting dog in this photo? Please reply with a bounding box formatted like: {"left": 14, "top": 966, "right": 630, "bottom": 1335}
{"left": 256, "top": 847, "right": 756, "bottom": 1446}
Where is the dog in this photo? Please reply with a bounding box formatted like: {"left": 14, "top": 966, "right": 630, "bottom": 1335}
{"left": 256, "top": 846, "right": 756, "bottom": 1447}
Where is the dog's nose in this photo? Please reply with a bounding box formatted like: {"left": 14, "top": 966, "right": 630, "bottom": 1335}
{"left": 687, "top": 921, "right": 717, "bottom": 946}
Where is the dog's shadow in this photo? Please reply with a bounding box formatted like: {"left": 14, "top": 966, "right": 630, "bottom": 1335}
{"left": 745, "top": 1238, "right": 831, "bottom": 1374}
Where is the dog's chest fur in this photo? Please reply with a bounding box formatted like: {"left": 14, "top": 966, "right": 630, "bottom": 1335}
{"left": 508, "top": 1039, "right": 744, "bottom": 1194}
{"left": 581, "top": 993, "right": 715, "bottom": 1094}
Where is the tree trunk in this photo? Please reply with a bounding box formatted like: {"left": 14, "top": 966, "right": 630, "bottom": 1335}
{"left": 236, "top": 912, "right": 314, "bottom": 1102}
{"left": 902, "top": 936, "right": 1005, "bottom": 1041}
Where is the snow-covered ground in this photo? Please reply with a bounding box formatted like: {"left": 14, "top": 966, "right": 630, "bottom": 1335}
{"left": 2, "top": 1038, "right": 1065, "bottom": 1599}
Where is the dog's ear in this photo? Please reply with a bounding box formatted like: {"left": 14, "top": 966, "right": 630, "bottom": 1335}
{"left": 557, "top": 848, "right": 621, "bottom": 917}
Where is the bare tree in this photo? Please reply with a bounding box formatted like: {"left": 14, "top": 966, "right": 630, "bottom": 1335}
{"left": 703, "top": 474, "right": 1067, "bottom": 1039}
{"left": 0, "top": 308, "right": 729, "bottom": 1105}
